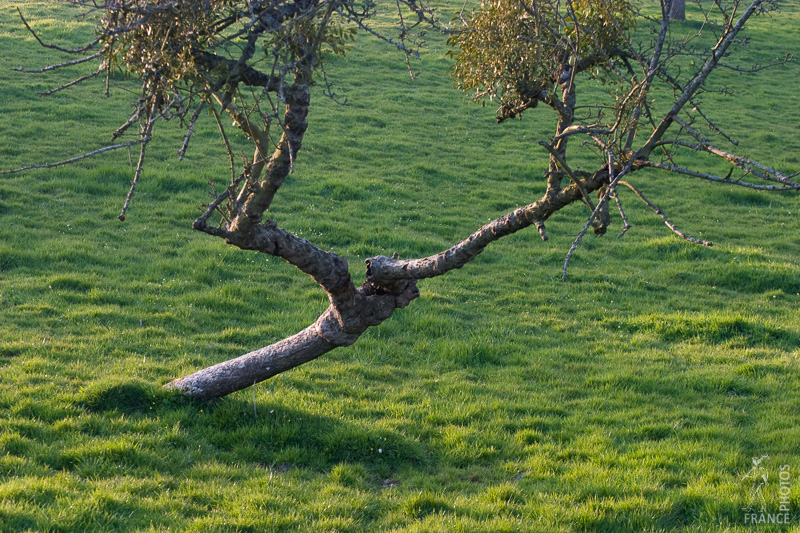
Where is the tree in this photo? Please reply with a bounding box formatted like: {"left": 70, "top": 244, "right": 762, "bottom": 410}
{"left": 6, "top": 0, "right": 797, "bottom": 400}
{"left": 669, "top": 0, "right": 686, "bottom": 21}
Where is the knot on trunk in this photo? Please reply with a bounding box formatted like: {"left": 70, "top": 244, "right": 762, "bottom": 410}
{"left": 315, "top": 307, "right": 362, "bottom": 347}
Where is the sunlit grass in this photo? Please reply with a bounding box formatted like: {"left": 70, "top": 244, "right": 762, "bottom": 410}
{"left": 1, "top": 0, "right": 799, "bottom": 531}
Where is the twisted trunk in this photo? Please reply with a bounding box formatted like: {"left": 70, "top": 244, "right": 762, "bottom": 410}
{"left": 167, "top": 165, "right": 612, "bottom": 399}
{"left": 165, "top": 281, "right": 419, "bottom": 399}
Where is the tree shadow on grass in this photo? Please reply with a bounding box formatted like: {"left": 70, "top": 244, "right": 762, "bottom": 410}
{"left": 76, "top": 379, "right": 430, "bottom": 476}
{"left": 6, "top": 379, "right": 433, "bottom": 529}
{"left": 9, "top": 365, "right": 778, "bottom": 533}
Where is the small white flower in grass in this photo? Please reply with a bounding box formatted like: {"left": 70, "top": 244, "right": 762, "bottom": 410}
{"left": 378, "top": 448, "right": 383, "bottom": 454}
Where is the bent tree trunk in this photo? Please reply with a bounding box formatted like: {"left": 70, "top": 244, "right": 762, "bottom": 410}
{"left": 165, "top": 170, "right": 610, "bottom": 399}
{"left": 162, "top": 0, "right": 795, "bottom": 400}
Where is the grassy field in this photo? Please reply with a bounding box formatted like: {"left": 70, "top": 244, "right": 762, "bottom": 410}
{"left": 1, "top": 1, "right": 799, "bottom": 531}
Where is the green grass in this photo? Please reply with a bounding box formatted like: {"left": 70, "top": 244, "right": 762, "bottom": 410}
{"left": 1, "top": 0, "right": 800, "bottom": 531}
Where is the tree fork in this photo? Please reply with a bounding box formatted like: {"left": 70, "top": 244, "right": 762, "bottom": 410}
{"left": 169, "top": 163, "right": 613, "bottom": 399}
{"left": 167, "top": 165, "right": 617, "bottom": 399}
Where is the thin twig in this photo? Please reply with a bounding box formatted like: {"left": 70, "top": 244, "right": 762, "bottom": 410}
{"left": 104, "top": 56, "right": 111, "bottom": 97}
{"left": 178, "top": 102, "right": 206, "bottom": 160}
{"left": 670, "top": 117, "right": 793, "bottom": 185}
{"left": 193, "top": 188, "right": 232, "bottom": 237}
{"left": 209, "top": 103, "right": 237, "bottom": 184}
{"left": 38, "top": 68, "right": 104, "bottom": 96}
{"left": 606, "top": 149, "right": 630, "bottom": 238}
{"left": 395, "top": 0, "right": 418, "bottom": 80}
{"left": 13, "top": 51, "right": 103, "bottom": 73}
{"left": 335, "top": 7, "right": 419, "bottom": 57}
{"left": 17, "top": 8, "right": 101, "bottom": 54}
{"left": 539, "top": 141, "right": 596, "bottom": 211}
{"left": 637, "top": 0, "right": 769, "bottom": 160}
{"left": 645, "top": 161, "right": 799, "bottom": 191}
{"left": 686, "top": 102, "right": 739, "bottom": 146}
{"left": 118, "top": 97, "right": 160, "bottom": 221}
{"left": 618, "top": 180, "right": 713, "bottom": 246}
{"left": 562, "top": 199, "right": 607, "bottom": 281}
{"left": 118, "top": 141, "right": 149, "bottom": 221}
{"left": 1, "top": 139, "right": 147, "bottom": 175}
{"left": 561, "top": 152, "right": 640, "bottom": 280}
{"left": 112, "top": 99, "right": 146, "bottom": 140}
{"left": 562, "top": 170, "right": 622, "bottom": 281}
{"left": 613, "top": 188, "right": 630, "bottom": 238}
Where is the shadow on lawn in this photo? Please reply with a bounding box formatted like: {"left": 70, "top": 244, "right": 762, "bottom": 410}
{"left": 76, "top": 380, "right": 430, "bottom": 475}
{"left": 3, "top": 381, "right": 429, "bottom": 530}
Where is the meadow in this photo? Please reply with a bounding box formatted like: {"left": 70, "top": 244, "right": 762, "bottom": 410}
{"left": 1, "top": 0, "right": 799, "bottom": 531}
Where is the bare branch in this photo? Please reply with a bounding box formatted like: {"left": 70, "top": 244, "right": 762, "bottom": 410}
{"left": 336, "top": 6, "right": 419, "bottom": 58}
{"left": 561, "top": 180, "right": 620, "bottom": 281}
{"left": 209, "top": 103, "right": 237, "bottom": 185}
{"left": 623, "top": 1, "right": 671, "bottom": 152}
{"left": 637, "top": 0, "right": 768, "bottom": 159}
{"left": 643, "top": 161, "right": 799, "bottom": 191}
{"left": 655, "top": 70, "right": 740, "bottom": 146}
{"left": 12, "top": 50, "right": 103, "bottom": 73}
{"left": 607, "top": 150, "right": 631, "bottom": 238}
{"left": 539, "top": 141, "right": 596, "bottom": 211}
{"left": 655, "top": 118, "right": 798, "bottom": 188}
{"left": 177, "top": 102, "right": 206, "bottom": 160}
{"left": 560, "top": 148, "right": 652, "bottom": 280}
{"left": 118, "top": 97, "right": 160, "bottom": 221}
{"left": 1, "top": 139, "right": 146, "bottom": 175}
{"left": 718, "top": 53, "right": 795, "bottom": 74}
{"left": 395, "top": 0, "right": 419, "bottom": 80}
{"left": 366, "top": 167, "right": 613, "bottom": 285}
{"left": 37, "top": 67, "right": 104, "bottom": 96}
{"left": 17, "top": 8, "right": 101, "bottom": 54}
{"left": 112, "top": 99, "right": 146, "bottom": 141}
{"left": 553, "top": 125, "right": 614, "bottom": 142}
{"left": 194, "top": 190, "right": 231, "bottom": 235}
{"left": 683, "top": 103, "right": 739, "bottom": 146}
{"left": 613, "top": 188, "right": 631, "bottom": 238}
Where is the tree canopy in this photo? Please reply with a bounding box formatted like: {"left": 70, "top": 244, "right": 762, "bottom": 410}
{"left": 449, "top": 0, "right": 636, "bottom": 121}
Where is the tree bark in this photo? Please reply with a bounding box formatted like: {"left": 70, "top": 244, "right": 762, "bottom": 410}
{"left": 167, "top": 166, "right": 612, "bottom": 399}
{"left": 669, "top": 0, "right": 685, "bottom": 21}
{"left": 165, "top": 281, "right": 419, "bottom": 400}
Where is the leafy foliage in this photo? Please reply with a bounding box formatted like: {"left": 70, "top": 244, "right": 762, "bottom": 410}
{"left": 448, "top": 0, "right": 635, "bottom": 119}
{"left": 102, "top": 0, "right": 357, "bottom": 120}
{"left": 105, "top": 0, "right": 239, "bottom": 90}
